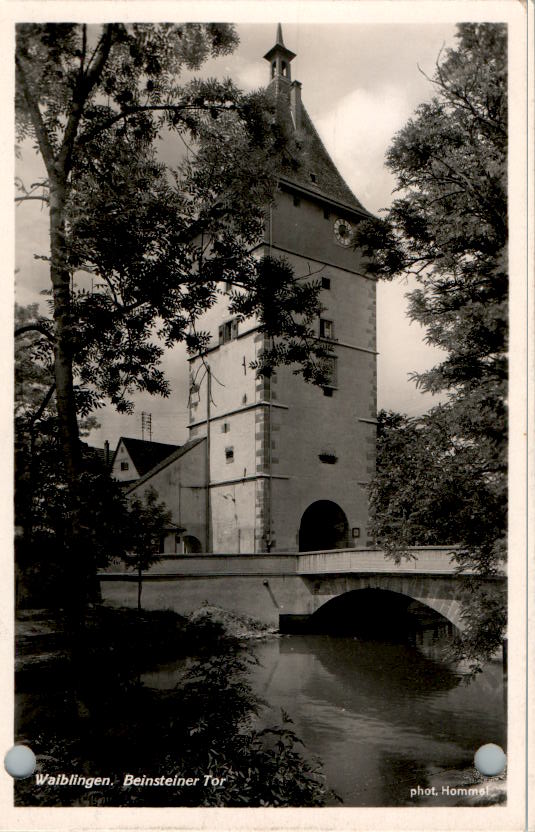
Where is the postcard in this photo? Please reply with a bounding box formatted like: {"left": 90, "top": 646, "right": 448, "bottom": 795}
{"left": 1, "top": 1, "right": 531, "bottom": 830}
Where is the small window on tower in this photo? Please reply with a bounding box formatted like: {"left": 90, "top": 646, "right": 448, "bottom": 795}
{"left": 321, "top": 277, "right": 331, "bottom": 290}
{"left": 319, "top": 318, "right": 334, "bottom": 340}
{"left": 293, "top": 195, "right": 301, "bottom": 207}
{"left": 225, "top": 447, "right": 234, "bottom": 463}
{"left": 221, "top": 422, "right": 230, "bottom": 434}
{"left": 310, "top": 173, "right": 317, "bottom": 183}
{"left": 120, "top": 461, "right": 129, "bottom": 471}
{"left": 322, "top": 356, "right": 338, "bottom": 392}
{"left": 323, "top": 208, "right": 330, "bottom": 220}
{"left": 218, "top": 318, "right": 239, "bottom": 345}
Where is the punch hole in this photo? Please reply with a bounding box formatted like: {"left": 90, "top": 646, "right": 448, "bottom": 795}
{"left": 4, "top": 744, "right": 36, "bottom": 779}
{"left": 474, "top": 743, "right": 506, "bottom": 777}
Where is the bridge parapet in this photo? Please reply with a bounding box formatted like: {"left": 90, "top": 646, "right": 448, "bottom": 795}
{"left": 296, "top": 546, "right": 467, "bottom": 576}
{"left": 102, "top": 546, "right": 466, "bottom": 578}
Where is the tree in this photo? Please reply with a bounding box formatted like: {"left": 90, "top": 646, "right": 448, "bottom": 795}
{"left": 15, "top": 24, "right": 328, "bottom": 606}
{"left": 14, "top": 335, "right": 128, "bottom": 608}
{"left": 122, "top": 488, "right": 172, "bottom": 610}
{"left": 14, "top": 303, "right": 106, "bottom": 604}
{"left": 354, "top": 24, "right": 507, "bottom": 666}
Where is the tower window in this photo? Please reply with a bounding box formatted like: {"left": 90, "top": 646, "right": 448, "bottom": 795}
{"left": 218, "top": 317, "right": 238, "bottom": 345}
{"left": 225, "top": 447, "right": 234, "bottom": 462}
{"left": 293, "top": 195, "right": 301, "bottom": 207}
{"left": 323, "top": 208, "right": 330, "bottom": 220}
{"left": 120, "top": 461, "right": 129, "bottom": 471}
{"left": 319, "top": 318, "right": 335, "bottom": 340}
{"left": 271, "top": 61, "right": 276, "bottom": 78}
{"left": 281, "top": 61, "right": 287, "bottom": 77}
{"left": 310, "top": 173, "right": 317, "bottom": 183}
{"left": 322, "top": 356, "right": 338, "bottom": 391}
{"left": 321, "top": 277, "right": 331, "bottom": 290}
{"left": 221, "top": 422, "right": 230, "bottom": 434}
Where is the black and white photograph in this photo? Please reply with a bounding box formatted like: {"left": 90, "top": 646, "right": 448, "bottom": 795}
{"left": 3, "top": 1, "right": 531, "bottom": 828}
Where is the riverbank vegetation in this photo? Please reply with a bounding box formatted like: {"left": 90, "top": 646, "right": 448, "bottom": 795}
{"left": 354, "top": 24, "right": 507, "bottom": 671}
{"left": 15, "top": 605, "right": 328, "bottom": 807}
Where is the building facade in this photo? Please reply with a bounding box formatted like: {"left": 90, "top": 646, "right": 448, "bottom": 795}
{"left": 185, "top": 26, "right": 377, "bottom": 554}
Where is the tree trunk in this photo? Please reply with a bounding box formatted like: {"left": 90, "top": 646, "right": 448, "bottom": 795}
{"left": 49, "top": 178, "right": 86, "bottom": 613}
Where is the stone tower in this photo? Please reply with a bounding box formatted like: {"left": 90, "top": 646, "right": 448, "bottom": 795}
{"left": 187, "top": 25, "right": 377, "bottom": 553}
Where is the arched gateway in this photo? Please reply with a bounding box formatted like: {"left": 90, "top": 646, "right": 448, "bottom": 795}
{"left": 299, "top": 500, "right": 349, "bottom": 552}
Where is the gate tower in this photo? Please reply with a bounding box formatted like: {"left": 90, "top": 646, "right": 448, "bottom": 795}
{"left": 187, "top": 25, "right": 377, "bottom": 553}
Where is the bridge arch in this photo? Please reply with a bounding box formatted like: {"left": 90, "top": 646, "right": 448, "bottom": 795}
{"left": 302, "top": 576, "right": 465, "bottom": 632}
{"left": 299, "top": 500, "right": 349, "bottom": 552}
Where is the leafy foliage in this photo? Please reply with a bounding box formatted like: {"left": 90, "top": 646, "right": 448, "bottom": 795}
{"left": 16, "top": 23, "right": 326, "bottom": 415}
{"left": 121, "top": 487, "right": 172, "bottom": 609}
{"left": 15, "top": 23, "right": 326, "bottom": 600}
{"left": 359, "top": 24, "right": 507, "bottom": 666}
{"left": 15, "top": 608, "right": 328, "bottom": 807}
{"left": 371, "top": 410, "right": 506, "bottom": 573}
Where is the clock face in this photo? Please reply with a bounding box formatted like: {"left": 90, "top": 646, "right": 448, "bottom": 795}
{"left": 333, "top": 218, "right": 353, "bottom": 246}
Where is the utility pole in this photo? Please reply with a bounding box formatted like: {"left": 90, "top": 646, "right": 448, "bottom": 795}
{"left": 141, "top": 412, "right": 152, "bottom": 442}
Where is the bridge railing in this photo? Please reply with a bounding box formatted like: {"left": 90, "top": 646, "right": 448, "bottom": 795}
{"left": 296, "top": 546, "right": 465, "bottom": 575}
{"left": 101, "top": 546, "right": 467, "bottom": 578}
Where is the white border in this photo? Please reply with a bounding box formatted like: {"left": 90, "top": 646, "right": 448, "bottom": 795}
{"left": 1, "top": 2, "right": 530, "bottom": 830}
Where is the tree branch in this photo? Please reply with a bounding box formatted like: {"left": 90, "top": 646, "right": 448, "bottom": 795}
{"left": 15, "top": 54, "right": 56, "bottom": 175}
{"left": 30, "top": 382, "right": 56, "bottom": 427}
{"left": 77, "top": 103, "right": 236, "bottom": 148}
{"left": 15, "top": 323, "right": 54, "bottom": 342}
{"left": 15, "top": 195, "right": 49, "bottom": 204}
{"left": 58, "top": 24, "right": 117, "bottom": 176}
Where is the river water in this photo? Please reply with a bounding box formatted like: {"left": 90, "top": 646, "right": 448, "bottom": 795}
{"left": 248, "top": 635, "right": 506, "bottom": 806}
{"left": 144, "top": 632, "right": 505, "bottom": 807}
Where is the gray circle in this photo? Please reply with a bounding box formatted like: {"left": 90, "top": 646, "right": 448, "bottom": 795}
{"left": 4, "top": 745, "right": 36, "bottom": 779}
{"left": 474, "top": 743, "right": 506, "bottom": 776}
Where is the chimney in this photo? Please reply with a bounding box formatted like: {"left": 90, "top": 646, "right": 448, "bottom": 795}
{"left": 104, "top": 440, "right": 110, "bottom": 465}
{"left": 290, "top": 81, "right": 302, "bottom": 131}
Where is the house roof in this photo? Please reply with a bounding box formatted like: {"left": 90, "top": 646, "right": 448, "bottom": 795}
{"left": 115, "top": 437, "right": 181, "bottom": 477}
{"left": 80, "top": 442, "right": 109, "bottom": 468}
{"left": 125, "top": 436, "right": 206, "bottom": 494}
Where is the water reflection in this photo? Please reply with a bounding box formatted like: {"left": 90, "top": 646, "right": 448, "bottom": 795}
{"left": 250, "top": 635, "right": 505, "bottom": 806}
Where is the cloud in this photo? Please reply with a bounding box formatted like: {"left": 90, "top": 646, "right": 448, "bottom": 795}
{"left": 315, "top": 83, "right": 416, "bottom": 215}
{"left": 233, "top": 58, "right": 267, "bottom": 92}
{"left": 315, "top": 85, "right": 447, "bottom": 416}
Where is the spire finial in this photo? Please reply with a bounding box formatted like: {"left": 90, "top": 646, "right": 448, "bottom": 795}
{"left": 263, "top": 24, "right": 296, "bottom": 84}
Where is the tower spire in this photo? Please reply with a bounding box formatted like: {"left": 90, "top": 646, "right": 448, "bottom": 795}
{"left": 263, "top": 24, "right": 296, "bottom": 86}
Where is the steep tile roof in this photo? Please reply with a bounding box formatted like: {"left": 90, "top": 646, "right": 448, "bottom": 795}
{"left": 125, "top": 436, "right": 206, "bottom": 494}
{"left": 274, "top": 89, "right": 369, "bottom": 215}
{"left": 117, "top": 437, "right": 181, "bottom": 478}
{"left": 264, "top": 25, "right": 371, "bottom": 217}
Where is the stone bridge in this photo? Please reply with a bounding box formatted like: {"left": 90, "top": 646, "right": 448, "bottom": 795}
{"left": 99, "top": 546, "right": 505, "bottom": 633}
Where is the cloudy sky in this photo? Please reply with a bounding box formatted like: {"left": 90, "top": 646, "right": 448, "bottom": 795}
{"left": 15, "top": 20, "right": 459, "bottom": 449}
